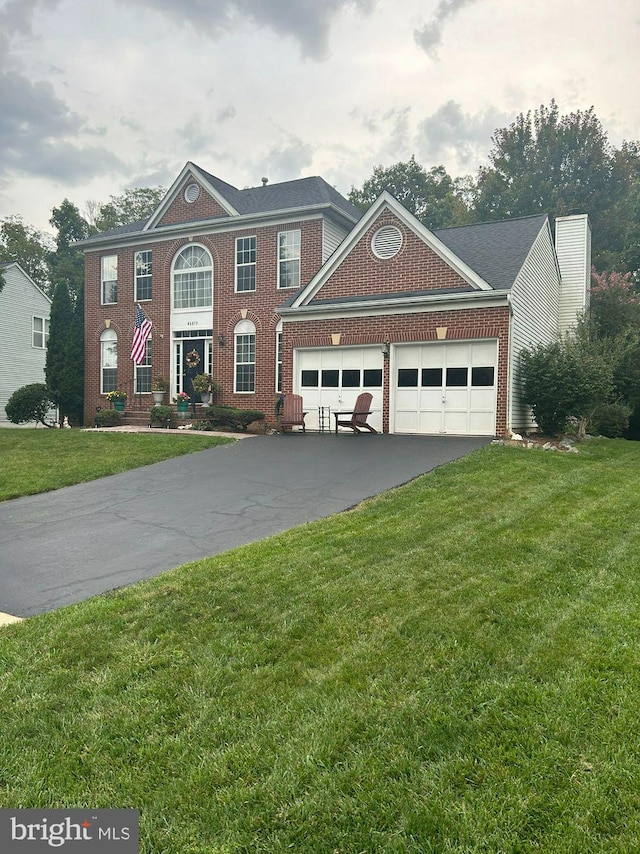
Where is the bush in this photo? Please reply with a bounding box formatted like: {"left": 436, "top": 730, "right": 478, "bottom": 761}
{"left": 589, "top": 403, "right": 631, "bottom": 438}
{"left": 202, "top": 405, "right": 265, "bottom": 432}
{"left": 149, "top": 405, "right": 176, "bottom": 428}
{"left": 519, "top": 334, "right": 614, "bottom": 437}
{"left": 94, "top": 409, "right": 122, "bottom": 428}
{"left": 5, "top": 383, "right": 55, "bottom": 426}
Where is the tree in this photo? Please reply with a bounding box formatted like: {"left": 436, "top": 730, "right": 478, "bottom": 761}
{"left": 0, "top": 216, "right": 53, "bottom": 295}
{"left": 589, "top": 267, "right": 640, "bottom": 339}
{"left": 5, "top": 384, "right": 55, "bottom": 427}
{"left": 45, "top": 281, "right": 74, "bottom": 424}
{"left": 93, "top": 186, "right": 166, "bottom": 232}
{"left": 48, "top": 200, "right": 91, "bottom": 305}
{"left": 519, "top": 329, "right": 615, "bottom": 437}
{"left": 59, "top": 283, "right": 85, "bottom": 425}
{"left": 472, "top": 101, "right": 627, "bottom": 269}
{"left": 348, "top": 157, "right": 469, "bottom": 229}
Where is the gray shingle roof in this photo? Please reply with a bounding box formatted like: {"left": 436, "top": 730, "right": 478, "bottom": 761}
{"left": 197, "top": 167, "right": 362, "bottom": 221}
{"left": 433, "top": 213, "right": 549, "bottom": 290}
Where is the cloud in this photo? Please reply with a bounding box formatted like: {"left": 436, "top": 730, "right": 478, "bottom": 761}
{"left": 120, "top": 0, "right": 373, "bottom": 60}
{"left": 414, "top": 0, "right": 479, "bottom": 59}
{"left": 216, "top": 105, "right": 236, "bottom": 123}
{"left": 255, "top": 138, "right": 314, "bottom": 183}
{"left": 0, "top": 69, "right": 125, "bottom": 183}
{"left": 416, "top": 100, "right": 509, "bottom": 170}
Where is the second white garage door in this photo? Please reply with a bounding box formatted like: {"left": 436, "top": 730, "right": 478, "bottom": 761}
{"left": 392, "top": 340, "right": 498, "bottom": 436}
{"left": 294, "top": 347, "right": 384, "bottom": 432}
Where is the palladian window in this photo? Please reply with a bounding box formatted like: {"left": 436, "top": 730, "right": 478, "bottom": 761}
{"left": 172, "top": 245, "right": 213, "bottom": 309}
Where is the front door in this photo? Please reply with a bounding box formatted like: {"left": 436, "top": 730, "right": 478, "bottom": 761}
{"left": 181, "top": 338, "right": 206, "bottom": 403}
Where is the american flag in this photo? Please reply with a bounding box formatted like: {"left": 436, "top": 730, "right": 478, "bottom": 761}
{"left": 130, "top": 305, "right": 152, "bottom": 365}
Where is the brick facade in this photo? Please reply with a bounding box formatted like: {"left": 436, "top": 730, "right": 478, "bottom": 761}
{"left": 82, "top": 168, "right": 547, "bottom": 438}
{"left": 84, "top": 217, "right": 323, "bottom": 425}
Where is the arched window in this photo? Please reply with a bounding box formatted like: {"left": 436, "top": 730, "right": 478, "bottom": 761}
{"left": 100, "top": 328, "right": 117, "bottom": 394}
{"left": 234, "top": 319, "right": 256, "bottom": 393}
{"left": 172, "top": 244, "right": 212, "bottom": 309}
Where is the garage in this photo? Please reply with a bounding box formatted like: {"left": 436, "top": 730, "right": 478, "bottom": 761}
{"left": 294, "top": 347, "right": 384, "bottom": 432}
{"left": 392, "top": 340, "right": 498, "bottom": 436}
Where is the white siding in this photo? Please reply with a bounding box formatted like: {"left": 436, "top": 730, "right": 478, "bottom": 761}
{"left": 0, "top": 264, "right": 51, "bottom": 422}
{"left": 509, "top": 222, "right": 561, "bottom": 432}
{"left": 555, "top": 214, "right": 591, "bottom": 335}
{"left": 322, "top": 218, "right": 349, "bottom": 262}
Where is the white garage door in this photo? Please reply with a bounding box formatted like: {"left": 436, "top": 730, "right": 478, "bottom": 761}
{"left": 393, "top": 340, "right": 498, "bottom": 436}
{"left": 294, "top": 347, "right": 384, "bottom": 432}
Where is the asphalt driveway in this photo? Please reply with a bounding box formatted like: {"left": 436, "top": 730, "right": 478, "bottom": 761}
{"left": 0, "top": 434, "right": 488, "bottom": 617}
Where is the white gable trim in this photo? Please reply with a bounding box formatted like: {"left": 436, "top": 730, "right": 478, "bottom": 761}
{"left": 291, "top": 191, "right": 492, "bottom": 309}
{"left": 143, "top": 162, "right": 239, "bottom": 231}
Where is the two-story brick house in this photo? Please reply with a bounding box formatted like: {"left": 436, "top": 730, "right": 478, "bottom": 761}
{"left": 80, "top": 161, "right": 590, "bottom": 436}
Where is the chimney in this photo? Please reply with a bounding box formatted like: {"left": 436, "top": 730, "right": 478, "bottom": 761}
{"left": 555, "top": 213, "right": 591, "bottom": 336}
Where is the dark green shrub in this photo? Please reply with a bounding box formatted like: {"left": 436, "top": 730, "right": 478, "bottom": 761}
{"left": 94, "top": 409, "right": 122, "bottom": 427}
{"left": 149, "top": 405, "right": 175, "bottom": 428}
{"left": 5, "top": 383, "right": 55, "bottom": 426}
{"left": 589, "top": 403, "right": 631, "bottom": 438}
{"left": 202, "top": 405, "right": 265, "bottom": 432}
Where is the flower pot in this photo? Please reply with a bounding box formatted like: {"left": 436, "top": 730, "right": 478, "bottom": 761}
{"left": 152, "top": 391, "right": 165, "bottom": 405}
{"left": 114, "top": 401, "right": 125, "bottom": 412}
{"left": 177, "top": 401, "right": 189, "bottom": 414}
{"left": 200, "top": 392, "right": 213, "bottom": 406}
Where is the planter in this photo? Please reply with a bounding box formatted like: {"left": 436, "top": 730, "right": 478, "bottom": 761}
{"left": 114, "top": 401, "right": 125, "bottom": 412}
{"left": 200, "top": 392, "right": 213, "bottom": 406}
{"left": 177, "top": 402, "right": 189, "bottom": 414}
{"left": 152, "top": 391, "right": 166, "bottom": 405}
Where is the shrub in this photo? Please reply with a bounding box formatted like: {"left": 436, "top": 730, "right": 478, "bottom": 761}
{"left": 519, "top": 333, "right": 614, "bottom": 437}
{"left": 94, "top": 409, "right": 122, "bottom": 428}
{"left": 202, "top": 405, "right": 265, "bottom": 432}
{"left": 589, "top": 402, "right": 631, "bottom": 438}
{"left": 5, "top": 383, "right": 55, "bottom": 426}
{"left": 149, "top": 405, "right": 175, "bottom": 428}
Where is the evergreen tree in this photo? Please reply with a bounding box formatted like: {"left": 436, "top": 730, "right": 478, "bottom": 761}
{"left": 60, "top": 283, "right": 85, "bottom": 425}
{"left": 45, "top": 280, "right": 73, "bottom": 424}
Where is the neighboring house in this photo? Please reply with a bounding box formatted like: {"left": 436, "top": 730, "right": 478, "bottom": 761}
{"left": 78, "top": 162, "right": 590, "bottom": 436}
{"left": 0, "top": 262, "right": 52, "bottom": 423}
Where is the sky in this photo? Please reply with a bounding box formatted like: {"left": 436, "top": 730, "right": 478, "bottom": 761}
{"left": 0, "top": 0, "right": 638, "bottom": 236}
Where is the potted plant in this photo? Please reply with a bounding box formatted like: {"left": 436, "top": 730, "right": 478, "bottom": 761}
{"left": 174, "top": 391, "right": 190, "bottom": 415}
{"left": 105, "top": 390, "right": 127, "bottom": 411}
{"left": 151, "top": 376, "right": 169, "bottom": 404}
{"left": 191, "top": 373, "right": 220, "bottom": 406}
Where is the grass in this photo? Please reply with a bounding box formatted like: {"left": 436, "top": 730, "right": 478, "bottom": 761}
{"left": 1, "top": 439, "right": 640, "bottom": 851}
{"left": 0, "top": 428, "right": 235, "bottom": 501}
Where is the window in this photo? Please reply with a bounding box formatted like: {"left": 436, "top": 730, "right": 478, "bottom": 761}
{"left": 236, "top": 236, "right": 256, "bottom": 292}
{"left": 277, "top": 230, "right": 300, "bottom": 289}
{"left": 276, "top": 322, "right": 283, "bottom": 393}
{"left": 173, "top": 245, "right": 212, "bottom": 309}
{"left": 422, "top": 368, "right": 443, "bottom": 387}
{"left": 301, "top": 370, "right": 319, "bottom": 387}
{"left": 101, "top": 255, "right": 118, "bottom": 304}
{"left": 472, "top": 366, "right": 495, "bottom": 386}
{"left": 32, "top": 316, "right": 50, "bottom": 349}
{"left": 446, "top": 368, "right": 468, "bottom": 387}
{"left": 100, "top": 328, "right": 118, "bottom": 393}
{"left": 135, "top": 338, "right": 152, "bottom": 393}
{"left": 397, "top": 369, "right": 419, "bottom": 387}
{"left": 135, "top": 251, "right": 152, "bottom": 301}
{"left": 234, "top": 320, "right": 255, "bottom": 393}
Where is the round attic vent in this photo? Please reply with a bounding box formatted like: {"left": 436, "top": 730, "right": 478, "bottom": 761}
{"left": 371, "top": 225, "right": 403, "bottom": 259}
{"left": 184, "top": 183, "right": 201, "bottom": 203}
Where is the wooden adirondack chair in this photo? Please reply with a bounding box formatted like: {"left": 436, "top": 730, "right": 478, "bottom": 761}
{"left": 279, "top": 393, "right": 307, "bottom": 432}
{"left": 333, "top": 392, "right": 377, "bottom": 434}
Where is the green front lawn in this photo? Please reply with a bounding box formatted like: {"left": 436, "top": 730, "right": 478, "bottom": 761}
{"left": 0, "top": 428, "right": 234, "bottom": 501}
{"left": 1, "top": 439, "right": 639, "bottom": 852}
